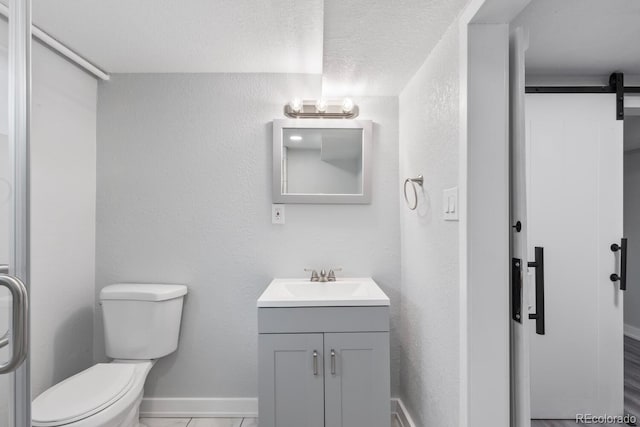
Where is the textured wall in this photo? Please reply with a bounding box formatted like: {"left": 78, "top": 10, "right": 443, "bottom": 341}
{"left": 398, "top": 21, "right": 460, "bottom": 427}
{"left": 624, "top": 150, "right": 640, "bottom": 331}
{"left": 95, "top": 73, "right": 401, "bottom": 398}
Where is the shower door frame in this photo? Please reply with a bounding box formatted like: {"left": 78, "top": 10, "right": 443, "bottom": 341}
{"left": 4, "top": 0, "right": 32, "bottom": 425}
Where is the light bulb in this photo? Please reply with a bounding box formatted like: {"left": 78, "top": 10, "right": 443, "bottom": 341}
{"left": 315, "top": 99, "right": 328, "bottom": 113}
{"left": 289, "top": 135, "right": 302, "bottom": 141}
{"left": 342, "top": 98, "right": 354, "bottom": 113}
{"left": 289, "top": 98, "right": 302, "bottom": 113}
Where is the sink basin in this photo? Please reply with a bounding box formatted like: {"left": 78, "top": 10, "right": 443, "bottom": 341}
{"left": 257, "top": 277, "right": 390, "bottom": 307}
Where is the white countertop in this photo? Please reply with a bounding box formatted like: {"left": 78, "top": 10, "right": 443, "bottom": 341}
{"left": 257, "top": 277, "right": 390, "bottom": 307}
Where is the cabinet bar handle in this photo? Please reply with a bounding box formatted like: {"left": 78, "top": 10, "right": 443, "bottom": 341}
{"left": 331, "top": 349, "right": 336, "bottom": 375}
{"left": 313, "top": 350, "right": 318, "bottom": 375}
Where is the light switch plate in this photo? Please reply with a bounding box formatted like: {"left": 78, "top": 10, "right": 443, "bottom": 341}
{"left": 443, "top": 187, "right": 459, "bottom": 221}
{"left": 272, "top": 204, "right": 285, "bottom": 225}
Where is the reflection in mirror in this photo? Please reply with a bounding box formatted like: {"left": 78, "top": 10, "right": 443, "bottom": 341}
{"left": 273, "top": 119, "right": 372, "bottom": 204}
{"left": 282, "top": 128, "right": 363, "bottom": 195}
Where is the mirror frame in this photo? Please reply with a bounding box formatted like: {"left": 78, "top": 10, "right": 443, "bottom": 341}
{"left": 272, "top": 119, "right": 373, "bottom": 204}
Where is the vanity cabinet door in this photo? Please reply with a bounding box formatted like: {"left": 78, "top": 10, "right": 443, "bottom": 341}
{"left": 258, "top": 333, "right": 325, "bottom": 427}
{"left": 323, "top": 332, "right": 390, "bottom": 427}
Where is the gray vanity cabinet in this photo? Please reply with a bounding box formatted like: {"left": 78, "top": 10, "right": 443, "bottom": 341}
{"left": 258, "top": 307, "right": 390, "bottom": 427}
{"left": 258, "top": 333, "right": 325, "bottom": 427}
{"left": 323, "top": 332, "right": 390, "bottom": 427}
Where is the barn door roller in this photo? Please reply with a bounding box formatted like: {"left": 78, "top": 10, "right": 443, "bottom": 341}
{"left": 526, "top": 72, "right": 640, "bottom": 121}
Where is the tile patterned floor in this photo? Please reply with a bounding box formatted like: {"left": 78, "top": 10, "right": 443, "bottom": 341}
{"left": 142, "top": 415, "right": 401, "bottom": 427}
{"left": 141, "top": 419, "right": 253, "bottom": 427}
{"left": 531, "top": 335, "right": 640, "bottom": 427}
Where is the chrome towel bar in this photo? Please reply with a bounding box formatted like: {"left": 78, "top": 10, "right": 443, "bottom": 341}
{"left": 403, "top": 175, "right": 423, "bottom": 210}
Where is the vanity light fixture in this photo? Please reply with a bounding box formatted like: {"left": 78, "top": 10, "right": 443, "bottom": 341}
{"left": 315, "top": 98, "right": 328, "bottom": 113}
{"left": 289, "top": 98, "right": 303, "bottom": 113}
{"left": 284, "top": 98, "right": 359, "bottom": 119}
{"left": 342, "top": 98, "right": 354, "bottom": 113}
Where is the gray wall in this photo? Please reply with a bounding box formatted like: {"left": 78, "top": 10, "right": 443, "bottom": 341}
{"left": 625, "top": 148, "right": 640, "bottom": 332}
{"left": 398, "top": 21, "right": 460, "bottom": 427}
{"left": 95, "top": 73, "right": 401, "bottom": 398}
{"left": 0, "top": 22, "right": 97, "bottom": 402}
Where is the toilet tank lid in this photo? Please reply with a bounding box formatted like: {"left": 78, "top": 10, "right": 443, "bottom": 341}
{"left": 100, "top": 283, "right": 188, "bottom": 301}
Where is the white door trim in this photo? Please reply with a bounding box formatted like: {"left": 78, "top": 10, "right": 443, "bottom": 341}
{"left": 458, "top": 1, "right": 531, "bottom": 426}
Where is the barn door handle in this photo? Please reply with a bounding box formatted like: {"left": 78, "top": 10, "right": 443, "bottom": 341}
{"left": 611, "top": 238, "right": 628, "bottom": 291}
{"left": 528, "top": 247, "right": 545, "bottom": 335}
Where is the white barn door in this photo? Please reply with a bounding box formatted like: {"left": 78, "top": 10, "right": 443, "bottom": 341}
{"left": 525, "top": 93, "right": 624, "bottom": 419}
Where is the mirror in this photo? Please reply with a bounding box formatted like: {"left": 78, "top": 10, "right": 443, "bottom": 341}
{"left": 273, "top": 119, "right": 372, "bottom": 204}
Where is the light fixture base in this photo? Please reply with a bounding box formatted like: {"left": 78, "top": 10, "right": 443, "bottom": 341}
{"left": 284, "top": 99, "right": 359, "bottom": 119}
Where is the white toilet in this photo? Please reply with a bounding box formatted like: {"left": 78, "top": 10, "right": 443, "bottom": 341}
{"left": 32, "top": 283, "right": 188, "bottom": 427}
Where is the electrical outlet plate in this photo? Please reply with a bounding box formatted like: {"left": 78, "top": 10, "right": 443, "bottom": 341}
{"left": 443, "top": 187, "right": 459, "bottom": 221}
{"left": 272, "top": 204, "right": 285, "bottom": 224}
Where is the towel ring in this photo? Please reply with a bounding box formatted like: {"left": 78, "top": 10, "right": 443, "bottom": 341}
{"left": 404, "top": 175, "right": 424, "bottom": 210}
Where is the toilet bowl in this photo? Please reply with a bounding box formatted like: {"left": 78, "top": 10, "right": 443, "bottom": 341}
{"left": 32, "top": 361, "right": 153, "bottom": 427}
{"left": 32, "top": 284, "right": 187, "bottom": 427}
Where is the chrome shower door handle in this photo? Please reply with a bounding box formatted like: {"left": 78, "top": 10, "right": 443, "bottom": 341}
{"left": 0, "top": 331, "right": 9, "bottom": 349}
{"left": 0, "top": 274, "right": 29, "bottom": 374}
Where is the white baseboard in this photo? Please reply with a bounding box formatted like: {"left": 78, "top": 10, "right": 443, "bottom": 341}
{"left": 392, "top": 398, "right": 417, "bottom": 427}
{"left": 625, "top": 324, "right": 640, "bottom": 341}
{"left": 141, "top": 396, "right": 416, "bottom": 426}
{"left": 139, "top": 398, "right": 258, "bottom": 418}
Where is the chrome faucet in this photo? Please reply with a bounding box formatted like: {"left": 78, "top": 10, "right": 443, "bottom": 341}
{"left": 305, "top": 268, "right": 321, "bottom": 282}
{"left": 305, "top": 268, "right": 342, "bottom": 282}
{"left": 327, "top": 268, "right": 342, "bottom": 281}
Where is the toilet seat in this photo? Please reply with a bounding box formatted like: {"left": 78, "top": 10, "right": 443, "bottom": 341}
{"left": 32, "top": 363, "right": 136, "bottom": 427}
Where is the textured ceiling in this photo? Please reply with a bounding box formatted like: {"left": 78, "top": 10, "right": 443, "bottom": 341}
{"left": 513, "top": 0, "right": 640, "bottom": 77}
{"left": 321, "top": 0, "right": 469, "bottom": 96}
{"left": 31, "top": 0, "right": 324, "bottom": 74}
{"left": 31, "top": 0, "right": 468, "bottom": 96}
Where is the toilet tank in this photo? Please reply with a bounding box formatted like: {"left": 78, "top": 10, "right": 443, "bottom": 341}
{"left": 100, "top": 283, "right": 188, "bottom": 360}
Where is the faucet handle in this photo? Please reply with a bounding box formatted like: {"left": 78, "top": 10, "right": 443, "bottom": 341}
{"left": 304, "top": 268, "right": 320, "bottom": 282}
{"left": 327, "top": 267, "right": 342, "bottom": 282}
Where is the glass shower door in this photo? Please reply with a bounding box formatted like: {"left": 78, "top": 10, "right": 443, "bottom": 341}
{"left": 0, "top": 0, "right": 31, "bottom": 426}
